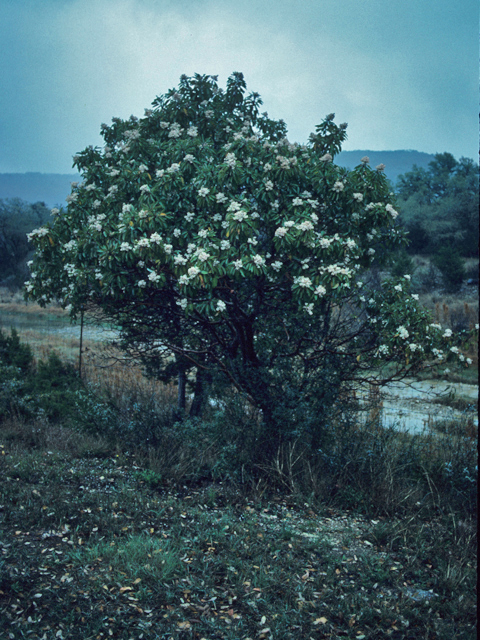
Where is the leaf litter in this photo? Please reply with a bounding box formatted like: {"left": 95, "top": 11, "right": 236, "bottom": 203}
{"left": 0, "top": 450, "right": 476, "bottom": 639}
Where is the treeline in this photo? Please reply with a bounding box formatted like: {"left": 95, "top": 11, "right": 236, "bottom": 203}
{"left": 0, "top": 198, "right": 51, "bottom": 288}
{"left": 396, "top": 152, "right": 479, "bottom": 258}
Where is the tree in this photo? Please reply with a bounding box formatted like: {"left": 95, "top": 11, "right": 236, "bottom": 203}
{"left": 432, "top": 245, "right": 466, "bottom": 293}
{"left": 25, "top": 73, "right": 469, "bottom": 451}
{"left": 0, "top": 198, "right": 50, "bottom": 287}
{"left": 396, "top": 154, "right": 479, "bottom": 257}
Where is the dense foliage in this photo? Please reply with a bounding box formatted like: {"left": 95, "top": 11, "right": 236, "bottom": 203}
{"left": 25, "top": 73, "right": 470, "bottom": 448}
{"left": 396, "top": 152, "right": 479, "bottom": 258}
{"left": 0, "top": 328, "right": 83, "bottom": 423}
{"left": 0, "top": 198, "right": 50, "bottom": 288}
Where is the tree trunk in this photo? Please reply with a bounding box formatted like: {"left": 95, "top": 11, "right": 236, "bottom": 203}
{"left": 189, "top": 366, "right": 209, "bottom": 418}
{"left": 176, "top": 365, "right": 187, "bottom": 417}
{"left": 188, "top": 367, "right": 205, "bottom": 418}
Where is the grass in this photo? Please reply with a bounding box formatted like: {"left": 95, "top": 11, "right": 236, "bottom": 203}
{"left": 0, "top": 412, "right": 477, "bottom": 640}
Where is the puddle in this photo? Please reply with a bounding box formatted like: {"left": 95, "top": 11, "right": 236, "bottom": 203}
{"left": 361, "top": 378, "right": 478, "bottom": 434}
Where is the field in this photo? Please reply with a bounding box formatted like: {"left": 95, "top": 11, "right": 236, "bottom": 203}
{"left": 0, "top": 289, "right": 477, "bottom": 639}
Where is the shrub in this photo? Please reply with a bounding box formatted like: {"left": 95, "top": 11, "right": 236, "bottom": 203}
{"left": 433, "top": 245, "right": 466, "bottom": 292}
{"left": 0, "top": 327, "right": 34, "bottom": 373}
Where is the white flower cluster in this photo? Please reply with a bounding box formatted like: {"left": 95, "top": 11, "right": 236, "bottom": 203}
{"left": 225, "top": 152, "right": 236, "bottom": 168}
{"left": 63, "top": 263, "right": 78, "bottom": 277}
{"left": 169, "top": 123, "right": 183, "bottom": 138}
{"left": 324, "top": 264, "right": 352, "bottom": 278}
{"left": 294, "top": 276, "right": 312, "bottom": 288}
{"left": 232, "top": 210, "right": 248, "bottom": 222}
{"left": 27, "top": 227, "right": 49, "bottom": 241}
{"left": 136, "top": 237, "right": 151, "bottom": 249}
{"left": 297, "top": 220, "right": 314, "bottom": 232}
{"left": 397, "top": 326, "right": 409, "bottom": 339}
{"left": 385, "top": 203, "right": 398, "bottom": 220}
{"left": 62, "top": 239, "right": 77, "bottom": 252}
{"left": 276, "top": 155, "right": 297, "bottom": 170}
{"left": 319, "top": 237, "right": 333, "bottom": 249}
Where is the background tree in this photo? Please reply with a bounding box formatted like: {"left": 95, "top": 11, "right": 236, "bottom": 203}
{"left": 25, "top": 73, "right": 468, "bottom": 453}
{"left": 0, "top": 198, "right": 50, "bottom": 288}
{"left": 432, "top": 244, "right": 466, "bottom": 293}
{"left": 396, "top": 154, "right": 479, "bottom": 257}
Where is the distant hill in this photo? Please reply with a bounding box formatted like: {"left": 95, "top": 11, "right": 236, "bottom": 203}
{"left": 0, "top": 172, "right": 80, "bottom": 208}
{"left": 0, "top": 151, "right": 437, "bottom": 206}
{"left": 336, "top": 150, "right": 436, "bottom": 185}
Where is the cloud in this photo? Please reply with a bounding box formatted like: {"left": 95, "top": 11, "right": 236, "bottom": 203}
{"left": 0, "top": 0, "right": 477, "bottom": 172}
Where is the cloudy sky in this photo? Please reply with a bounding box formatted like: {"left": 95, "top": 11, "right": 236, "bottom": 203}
{"left": 0, "top": 0, "right": 477, "bottom": 173}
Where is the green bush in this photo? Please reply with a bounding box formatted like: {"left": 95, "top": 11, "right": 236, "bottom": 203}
{"left": 24, "top": 353, "right": 84, "bottom": 422}
{"left": 0, "top": 328, "right": 34, "bottom": 374}
{"left": 388, "top": 249, "right": 416, "bottom": 278}
{"left": 432, "top": 245, "right": 466, "bottom": 292}
{"left": 0, "top": 331, "right": 84, "bottom": 424}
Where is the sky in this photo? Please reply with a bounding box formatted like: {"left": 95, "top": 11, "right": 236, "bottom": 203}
{"left": 0, "top": 0, "right": 478, "bottom": 173}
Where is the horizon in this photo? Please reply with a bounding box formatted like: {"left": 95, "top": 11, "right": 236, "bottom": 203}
{"left": 1, "top": 148, "right": 473, "bottom": 178}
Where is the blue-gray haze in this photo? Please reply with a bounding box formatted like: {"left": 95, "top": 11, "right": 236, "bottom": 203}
{"left": 0, "top": 0, "right": 477, "bottom": 173}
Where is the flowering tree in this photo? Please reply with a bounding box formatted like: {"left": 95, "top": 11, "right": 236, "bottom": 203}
{"left": 25, "top": 73, "right": 470, "bottom": 448}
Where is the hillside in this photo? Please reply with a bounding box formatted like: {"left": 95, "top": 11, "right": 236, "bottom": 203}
{"left": 0, "top": 172, "right": 80, "bottom": 208}
{"left": 336, "top": 149, "right": 435, "bottom": 185}
{"left": 0, "top": 151, "right": 436, "bottom": 206}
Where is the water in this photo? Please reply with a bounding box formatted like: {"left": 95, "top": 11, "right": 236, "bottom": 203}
{"left": 370, "top": 379, "right": 478, "bottom": 434}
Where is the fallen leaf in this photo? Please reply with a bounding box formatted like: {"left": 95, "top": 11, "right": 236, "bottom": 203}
{"left": 177, "top": 621, "right": 191, "bottom": 629}
{"left": 314, "top": 617, "right": 328, "bottom": 625}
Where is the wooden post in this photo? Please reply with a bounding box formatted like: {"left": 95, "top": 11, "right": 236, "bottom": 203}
{"left": 78, "top": 305, "right": 84, "bottom": 379}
